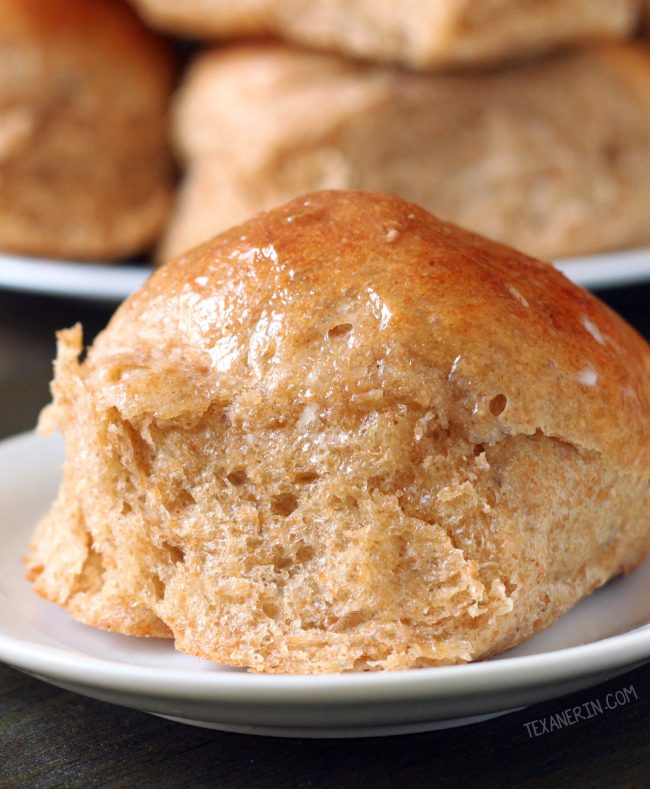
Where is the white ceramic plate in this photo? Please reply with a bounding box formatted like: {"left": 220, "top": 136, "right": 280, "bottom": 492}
{"left": 0, "top": 248, "right": 649, "bottom": 303}
{"left": 1, "top": 432, "right": 649, "bottom": 738}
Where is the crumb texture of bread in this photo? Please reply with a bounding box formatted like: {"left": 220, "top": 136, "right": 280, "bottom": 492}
{"left": 161, "top": 42, "right": 650, "bottom": 262}
{"left": 129, "top": 0, "right": 638, "bottom": 69}
{"left": 26, "top": 191, "right": 650, "bottom": 673}
{"left": 0, "top": 0, "right": 175, "bottom": 260}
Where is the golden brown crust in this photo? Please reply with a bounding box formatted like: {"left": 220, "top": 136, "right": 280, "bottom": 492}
{"left": 128, "top": 0, "right": 638, "bottom": 69}
{"left": 125, "top": 190, "right": 650, "bottom": 471}
{"left": 0, "top": 0, "right": 175, "bottom": 260}
{"left": 161, "top": 42, "right": 650, "bottom": 262}
{"left": 27, "top": 191, "right": 650, "bottom": 672}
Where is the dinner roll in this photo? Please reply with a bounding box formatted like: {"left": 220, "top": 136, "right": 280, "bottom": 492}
{"left": 128, "top": 0, "right": 638, "bottom": 70}
{"left": 26, "top": 191, "right": 650, "bottom": 673}
{"left": 0, "top": 0, "right": 174, "bottom": 261}
{"left": 160, "top": 42, "right": 650, "bottom": 263}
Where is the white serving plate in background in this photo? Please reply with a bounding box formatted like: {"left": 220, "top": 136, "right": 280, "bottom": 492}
{"left": 0, "top": 248, "right": 649, "bottom": 303}
{"left": 1, "top": 432, "right": 649, "bottom": 738}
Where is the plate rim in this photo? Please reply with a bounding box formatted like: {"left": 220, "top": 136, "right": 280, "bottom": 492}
{"left": 1, "top": 619, "right": 650, "bottom": 705}
{"left": 1, "top": 429, "right": 649, "bottom": 708}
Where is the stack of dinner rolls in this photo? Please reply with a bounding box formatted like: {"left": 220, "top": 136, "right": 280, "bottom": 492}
{"left": 135, "top": 0, "right": 650, "bottom": 262}
{"left": 1, "top": 0, "right": 649, "bottom": 262}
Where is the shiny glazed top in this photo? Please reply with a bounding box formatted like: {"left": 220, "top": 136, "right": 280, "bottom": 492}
{"left": 90, "top": 190, "right": 650, "bottom": 473}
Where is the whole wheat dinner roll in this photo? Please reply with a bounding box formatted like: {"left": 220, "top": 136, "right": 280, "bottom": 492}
{"left": 26, "top": 191, "right": 650, "bottom": 673}
{"left": 0, "top": 0, "right": 174, "bottom": 261}
{"left": 129, "top": 0, "right": 638, "bottom": 70}
{"left": 160, "top": 42, "right": 650, "bottom": 263}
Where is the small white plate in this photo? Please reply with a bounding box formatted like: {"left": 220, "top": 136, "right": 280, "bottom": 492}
{"left": 1, "top": 432, "right": 649, "bottom": 738}
{"left": 0, "top": 248, "right": 649, "bottom": 303}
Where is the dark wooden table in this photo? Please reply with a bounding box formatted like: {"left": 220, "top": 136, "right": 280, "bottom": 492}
{"left": 1, "top": 283, "right": 649, "bottom": 789}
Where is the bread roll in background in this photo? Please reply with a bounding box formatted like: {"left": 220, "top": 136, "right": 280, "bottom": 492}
{"left": 0, "top": 0, "right": 175, "bottom": 261}
{"left": 130, "top": 0, "right": 270, "bottom": 39}
{"left": 26, "top": 191, "right": 650, "bottom": 673}
{"left": 129, "top": 0, "right": 638, "bottom": 70}
{"left": 160, "top": 42, "right": 650, "bottom": 263}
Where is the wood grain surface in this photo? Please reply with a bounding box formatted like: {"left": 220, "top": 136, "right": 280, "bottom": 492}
{"left": 1, "top": 284, "right": 649, "bottom": 788}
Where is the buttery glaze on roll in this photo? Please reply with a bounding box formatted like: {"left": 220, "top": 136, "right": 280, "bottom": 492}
{"left": 26, "top": 191, "right": 650, "bottom": 673}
